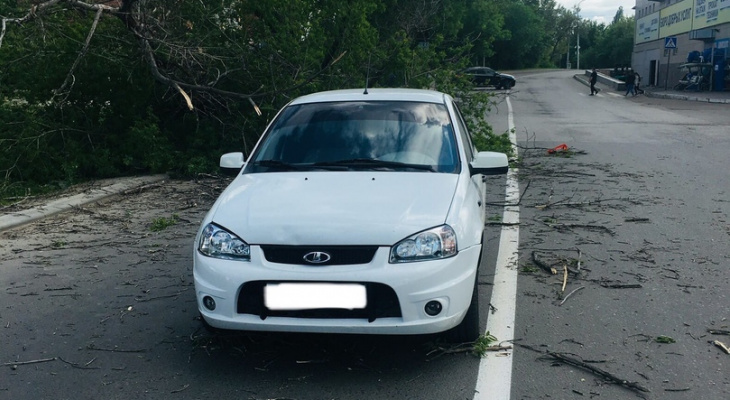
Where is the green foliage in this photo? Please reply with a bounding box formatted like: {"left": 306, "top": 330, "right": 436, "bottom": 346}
{"left": 472, "top": 332, "right": 499, "bottom": 357}
{"left": 3, "top": 0, "right": 592, "bottom": 200}
{"left": 490, "top": 2, "right": 549, "bottom": 69}
{"left": 655, "top": 335, "right": 676, "bottom": 344}
{"left": 580, "top": 15, "right": 635, "bottom": 69}
{"left": 149, "top": 214, "right": 179, "bottom": 232}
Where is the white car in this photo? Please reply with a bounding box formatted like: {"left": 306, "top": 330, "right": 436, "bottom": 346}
{"left": 193, "top": 88, "right": 508, "bottom": 342}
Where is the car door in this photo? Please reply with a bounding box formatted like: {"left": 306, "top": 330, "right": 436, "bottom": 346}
{"left": 451, "top": 102, "right": 487, "bottom": 220}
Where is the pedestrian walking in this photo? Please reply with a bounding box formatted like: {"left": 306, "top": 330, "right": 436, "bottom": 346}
{"left": 634, "top": 72, "right": 643, "bottom": 95}
{"left": 624, "top": 71, "right": 636, "bottom": 96}
{"left": 589, "top": 68, "right": 598, "bottom": 95}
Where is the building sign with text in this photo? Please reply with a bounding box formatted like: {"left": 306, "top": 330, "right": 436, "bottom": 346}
{"left": 660, "top": 0, "right": 694, "bottom": 37}
{"left": 636, "top": 12, "right": 660, "bottom": 44}
{"left": 694, "top": 0, "right": 730, "bottom": 29}
{"left": 636, "top": 0, "right": 730, "bottom": 44}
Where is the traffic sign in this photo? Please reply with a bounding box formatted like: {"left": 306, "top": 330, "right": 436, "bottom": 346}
{"left": 665, "top": 37, "right": 677, "bottom": 49}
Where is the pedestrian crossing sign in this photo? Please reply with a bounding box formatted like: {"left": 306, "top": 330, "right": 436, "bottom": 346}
{"left": 664, "top": 37, "right": 677, "bottom": 49}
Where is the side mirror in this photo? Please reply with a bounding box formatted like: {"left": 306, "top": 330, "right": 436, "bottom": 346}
{"left": 470, "top": 151, "right": 508, "bottom": 176}
{"left": 220, "top": 152, "right": 245, "bottom": 176}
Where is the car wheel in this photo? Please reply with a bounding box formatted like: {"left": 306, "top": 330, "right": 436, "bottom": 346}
{"left": 444, "top": 276, "right": 480, "bottom": 343}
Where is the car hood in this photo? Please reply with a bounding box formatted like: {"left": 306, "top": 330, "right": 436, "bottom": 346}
{"left": 499, "top": 72, "right": 515, "bottom": 80}
{"left": 209, "top": 172, "right": 459, "bottom": 246}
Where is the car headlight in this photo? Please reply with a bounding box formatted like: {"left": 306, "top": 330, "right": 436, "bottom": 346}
{"left": 389, "top": 225, "right": 457, "bottom": 263}
{"left": 198, "top": 223, "right": 250, "bottom": 260}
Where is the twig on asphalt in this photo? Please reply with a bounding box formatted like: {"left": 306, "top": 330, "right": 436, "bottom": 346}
{"left": 531, "top": 251, "right": 557, "bottom": 275}
{"left": 559, "top": 286, "right": 585, "bottom": 306}
{"left": 485, "top": 180, "right": 531, "bottom": 207}
{"left": 712, "top": 340, "right": 730, "bottom": 354}
{"left": 86, "top": 343, "right": 146, "bottom": 353}
{"left": 517, "top": 343, "right": 650, "bottom": 394}
{"left": 58, "top": 356, "right": 100, "bottom": 369}
{"left": 2, "top": 357, "right": 57, "bottom": 367}
{"left": 708, "top": 328, "right": 730, "bottom": 336}
{"left": 121, "top": 182, "right": 165, "bottom": 196}
{"left": 541, "top": 220, "right": 616, "bottom": 236}
{"left": 485, "top": 222, "right": 521, "bottom": 226}
{"left": 600, "top": 283, "right": 643, "bottom": 289}
{"left": 171, "top": 384, "right": 191, "bottom": 394}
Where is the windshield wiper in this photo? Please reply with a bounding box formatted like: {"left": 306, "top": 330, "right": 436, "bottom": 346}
{"left": 253, "top": 159, "right": 306, "bottom": 171}
{"left": 313, "top": 158, "right": 435, "bottom": 172}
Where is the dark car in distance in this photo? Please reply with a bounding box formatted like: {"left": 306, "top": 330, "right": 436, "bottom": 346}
{"left": 463, "top": 67, "right": 516, "bottom": 89}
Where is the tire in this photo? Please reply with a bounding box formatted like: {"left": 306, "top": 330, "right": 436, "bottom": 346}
{"left": 443, "top": 277, "right": 480, "bottom": 343}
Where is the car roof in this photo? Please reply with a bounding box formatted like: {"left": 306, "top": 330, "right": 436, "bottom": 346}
{"left": 289, "top": 88, "right": 449, "bottom": 105}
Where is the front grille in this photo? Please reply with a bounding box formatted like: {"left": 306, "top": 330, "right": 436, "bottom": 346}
{"left": 260, "top": 245, "right": 378, "bottom": 265}
{"left": 237, "top": 281, "right": 402, "bottom": 321}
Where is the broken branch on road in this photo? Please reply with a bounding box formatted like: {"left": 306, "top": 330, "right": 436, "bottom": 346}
{"left": 712, "top": 340, "right": 730, "bottom": 354}
{"left": 86, "top": 343, "right": 146, "bottom": 353}
{"left": 599, "top": 282, "right": 643, "bottom": 289}
{"left": 2, "top": 357, "right": 57, "bottom": 368}
{"left": 518, "top": 343, "right": 650, "bottom": 394}
{"left": 559, "top": 286, "right": 585, "bottom": 306}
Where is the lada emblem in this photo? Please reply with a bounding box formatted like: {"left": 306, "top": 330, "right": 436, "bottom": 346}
{"left": 303, "top": 251, "right": 331, "bottom": 264}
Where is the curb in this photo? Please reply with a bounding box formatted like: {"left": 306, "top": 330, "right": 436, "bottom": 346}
{"left": 574, "top": 74, "right": 730, "bottom": 103}
{"left": 0, "top": 174, "right": 168, "bottom": 233}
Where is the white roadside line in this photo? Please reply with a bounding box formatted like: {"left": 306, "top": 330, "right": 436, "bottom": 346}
{"left": 474, "top": 97, "right": 520, "bottom": 400}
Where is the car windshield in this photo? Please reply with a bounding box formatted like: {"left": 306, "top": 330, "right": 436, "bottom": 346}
{"left": 248, "top": 101, "right": 459, "bottom": 173}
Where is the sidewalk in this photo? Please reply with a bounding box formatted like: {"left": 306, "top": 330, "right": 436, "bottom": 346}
{"left": 0, "top": 175, "right": 167, "bottom": 232}
{"left": 573, "top": 74, "right": 730, "bottom": 104}
{"left": 642, "top": 87, "right": 730, "bottom": 103}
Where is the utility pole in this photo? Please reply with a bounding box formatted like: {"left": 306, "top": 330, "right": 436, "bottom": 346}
{"left": 577, "top": 34, "right": 581, "bottom": 70}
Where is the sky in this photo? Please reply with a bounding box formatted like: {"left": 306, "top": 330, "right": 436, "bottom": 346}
{"left": 556, "top": 0, "right": 635, "bottom": 25}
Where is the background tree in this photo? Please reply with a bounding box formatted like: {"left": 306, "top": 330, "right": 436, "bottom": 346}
{"left": 490, "top": 1, "right": 549, "bottom": 69}
{"left": 0, "top": 0, "right": 513, "bottom": 197}
{"left": 1, "top": 1, "right": 637, "bottom": 198}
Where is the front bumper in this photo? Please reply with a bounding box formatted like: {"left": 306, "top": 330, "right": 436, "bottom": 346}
{"left": 193, "top": 244, "right": 481, "bottom": 335}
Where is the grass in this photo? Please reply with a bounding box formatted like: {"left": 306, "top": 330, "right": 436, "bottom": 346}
{"left": 149, "top": 214, "right": 179, "bottom": 232}
{"left": 51, "top": 240, "right": 67, "bottom": 248}
{"left": 520, "top": 263, "right": 539, "bottom": 273}
{"left": 487, "top": 214, "right": 502, "bottom": 222}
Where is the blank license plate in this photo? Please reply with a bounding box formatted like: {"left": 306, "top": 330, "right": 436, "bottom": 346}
{"left": 264, "top": 283, "right": 367, "bottom": 310}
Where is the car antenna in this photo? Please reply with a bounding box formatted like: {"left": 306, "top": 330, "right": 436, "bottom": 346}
{"left": 364, "top": 53, "right": 371, "bottom": 95}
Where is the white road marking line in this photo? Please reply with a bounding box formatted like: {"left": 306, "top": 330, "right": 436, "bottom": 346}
{"left": 474, "top": 97, "right": 520, "bottom": 400}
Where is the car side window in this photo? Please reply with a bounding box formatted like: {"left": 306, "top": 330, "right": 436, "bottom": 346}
{"left": 451, "top": 102, "right": 475, "bottom": 161}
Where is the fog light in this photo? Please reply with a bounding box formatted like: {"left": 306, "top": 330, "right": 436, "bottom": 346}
{"left": 424, "top": 301, "right": 442, "bottom": 316}
{"left": 203, "top": 296, "right": 216, "bottom": 311}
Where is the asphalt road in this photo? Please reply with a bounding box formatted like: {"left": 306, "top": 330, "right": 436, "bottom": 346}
{"left": 0, "top": 176, "right": 506, "bottom": 399}
{"left": 2, "top": 71, "right": 729, "bottom": 400}
{"left": 493, "top": 69, "right": 730, "bottom": 399}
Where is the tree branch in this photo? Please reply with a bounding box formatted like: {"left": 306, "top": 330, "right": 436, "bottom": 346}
{"left": 54, "top": 7, "right": 104, "bottom": 100}
{"left": 2, "top": 0, "right": 348, "bottom": 109}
